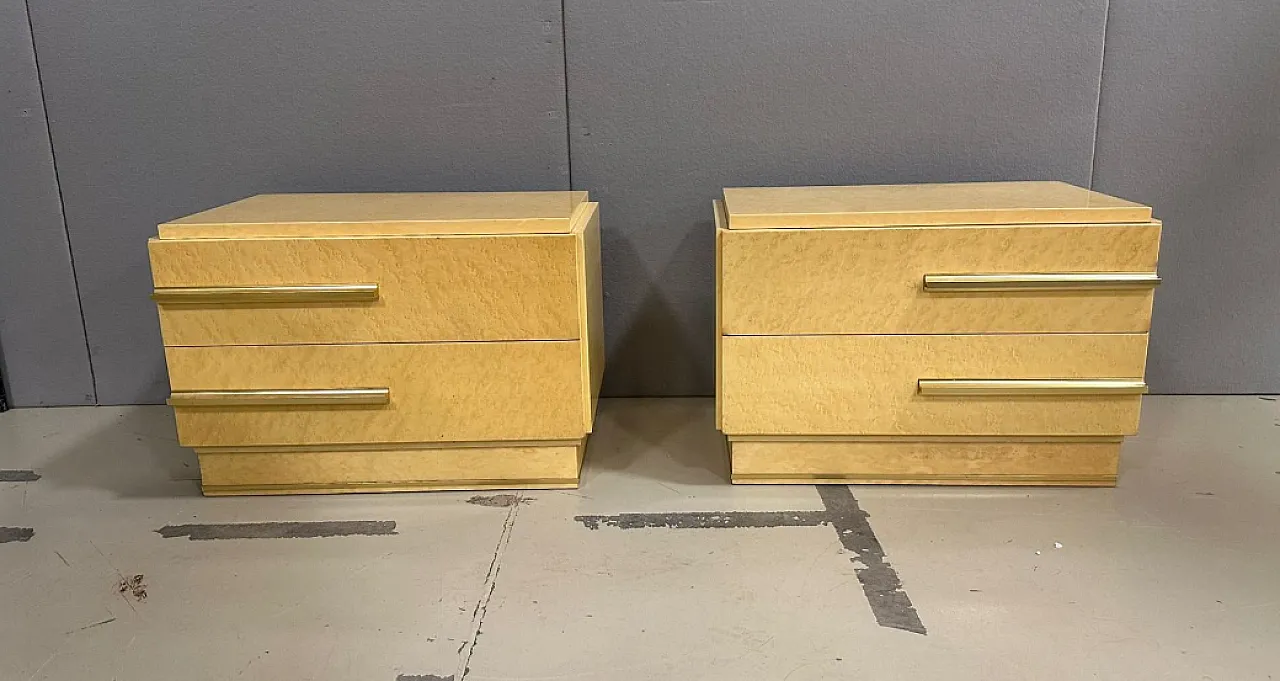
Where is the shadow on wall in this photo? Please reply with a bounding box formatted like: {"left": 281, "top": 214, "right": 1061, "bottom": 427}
{"left": 91, "top": 249, "right": 171, "bottom": 406}
{"left": 0, "top": 351, "right": 8, "bottom": 412}
{"left": 601, "top": 215, "right": 716, "bottom": 397}
{"left": 584, "top": 398, "right": 727, "bottom": 486}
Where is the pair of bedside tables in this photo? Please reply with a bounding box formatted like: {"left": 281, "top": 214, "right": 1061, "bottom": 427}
{"left": 149, "top": 182, "right": 1160, "bottom": 495}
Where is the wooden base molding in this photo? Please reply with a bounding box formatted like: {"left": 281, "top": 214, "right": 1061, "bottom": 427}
{"left": 196, "top": 439, "right": 585, "bottom": 496}
{"left": 728, "top": 437, "right": 1120, "bottom": 487}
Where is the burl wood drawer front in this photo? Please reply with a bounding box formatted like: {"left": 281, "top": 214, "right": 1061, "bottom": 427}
{"left": 720, "top": 334, "right": 1149, "bottom": 436}
{"left": 150, "top": 231, "right": 582, "bottom": 345}
{"left": 718, "top": 222, "right": 1161, "bottom": 335}
{"left": 166, "top": 342, "right": 585, "bottom": 447}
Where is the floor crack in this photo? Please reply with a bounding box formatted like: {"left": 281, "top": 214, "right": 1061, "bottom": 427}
{"left": 456, "top": 493, "right": 522, "bottom": 679}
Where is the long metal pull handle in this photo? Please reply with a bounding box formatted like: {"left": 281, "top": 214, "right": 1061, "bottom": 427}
{"left": 151, "top": 284, "right": 379, "bottom": 305}
{"left": 923, "top": 272, "right": 1161, "bottom": 292}
{"left": 918, "top": 379, "right": 1148, "bottom": 397}
{"left": 167, "top": 388, "right": 390, "bottom": 407}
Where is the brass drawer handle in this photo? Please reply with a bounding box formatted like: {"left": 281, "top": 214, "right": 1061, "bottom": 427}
{"left": 152, "top": 284, "right": 379, "bottom": 305}
{"left": 167, "top": 388, "right": 390, "bottom": 407}
{"left": 918, "top": 379, "right": 1148, "bottom": 397}
{"left": 923, "top": 272, "right": 1161, "bottom": 292}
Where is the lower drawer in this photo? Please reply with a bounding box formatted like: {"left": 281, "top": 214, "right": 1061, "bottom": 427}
{"left": 166, "top": 341, "right": 585, "bottom": 447}
{"left": 720, "top": 333, "right": 1148, "bottom": 436}
{"left": 196, "top": 441, "right": 584, "bottom": 495}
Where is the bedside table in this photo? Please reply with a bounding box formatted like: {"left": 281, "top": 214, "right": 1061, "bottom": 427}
{"left": 715, "top": 181, "right": 1161, "bottom": 486}
{"left": 149, "top": 191, "right": 604, "bottom": 495}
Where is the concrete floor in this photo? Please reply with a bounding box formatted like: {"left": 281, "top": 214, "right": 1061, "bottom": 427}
{"left": 2, "top": 396, "right": 1278, "bottom": 680}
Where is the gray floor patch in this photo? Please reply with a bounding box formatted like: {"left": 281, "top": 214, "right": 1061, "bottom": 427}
{"left": 156, "top": 520, "right": 397, "bottom": 540}
{"left": 0, "top": 469, "right": 41, "bottom": 482}
{"left": 466, "top": 494, "right": 521, "bottom": 508}
{"left": 574, "top": 485, "right": 926, "bottom": 635}
{"left": 396, "top": 675, "right": 454, "bottom": 681}
{"left": 0, "top": 527, "right": 35, "bottom": 543}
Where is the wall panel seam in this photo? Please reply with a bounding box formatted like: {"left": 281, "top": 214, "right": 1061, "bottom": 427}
{"left": 21, "top": 0, "right": 98, "bottom": 403}
{"left": 559, "top": 0, "right": 574, "bottom": 188}
{"left": 1088, "top": 0, "right": 1114, "bottom": 190}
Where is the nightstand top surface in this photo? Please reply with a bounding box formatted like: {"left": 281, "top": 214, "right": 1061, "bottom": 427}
{"left": 722, "top": 181, "right": 1151, "bottom": 229}
{"left": 158, "top": 191, "right": 590, "bottom": 239}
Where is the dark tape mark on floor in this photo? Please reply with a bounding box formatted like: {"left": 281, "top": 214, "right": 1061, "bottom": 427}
{"left": 576, "top": 511, "right": 830, "bottom": 530}
{"left": 0, "top": 470, "right": 40, "bottom": 482}
{"left": 815, "top": 485, "right": 926, "bottom": 635}
{"left": 467, "top": 494, "right": 521, "bottom": 508}
{"left": 156, "top": 520, "right": 397, "bottom": 540}
{"left": 0, "top": 527, "right": 35, "bottom": 543}
{"left": 572, "top": 485, "right": 925, "bottom": 635}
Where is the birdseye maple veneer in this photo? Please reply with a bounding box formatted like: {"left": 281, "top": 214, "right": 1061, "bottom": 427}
{"left": 714, "top": 181, "right": 1162, "bottom": 486}
{"left": 149, "top": 191, "right": 604, "bottom": 495}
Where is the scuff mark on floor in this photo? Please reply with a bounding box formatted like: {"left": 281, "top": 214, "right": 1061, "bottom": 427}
{"left": 0, "top": 469, "right": 40, "bottom": 482}
{"left": 89, "top": 540, "right": 139, "bottom": 615}
{"left": 451, "top": 493, "right": 523, "bottom": 679}
{"left": 68, "top": 617, "right": 117, "bottom": 634}
{"left": 118, "top": 574, "right": 147, "bottom": 602}
{"left": 396, "top": 675, "right": 454, "bottom": 681}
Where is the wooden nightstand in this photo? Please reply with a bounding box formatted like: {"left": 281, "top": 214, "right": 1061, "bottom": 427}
{"left": 715, "top": 181, "right": 1161, "bottom": 486}
{"left": 149, "top": 191, "right": 604, "bottom": 495}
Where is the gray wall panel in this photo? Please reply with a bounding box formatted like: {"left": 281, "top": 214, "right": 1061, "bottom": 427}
{"left": 27, "top": 1, "right": 570, "bottom": 404}
{"left": 0, "top": 1, "right": 95, "bottom": 406}
{"left": 565, "top": 1, "right": 1110, "bottom": 396}
{"left": 1093, "top": 2, "right": 1280, "bottom": 393}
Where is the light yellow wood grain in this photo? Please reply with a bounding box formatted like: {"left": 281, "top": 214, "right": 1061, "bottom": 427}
{"left": 198, "top": 439, "right": 581, "bottom": 452}
{"left": 575, "top": 203, "right": 606, "bottom": 432}
{"left": 165, "top": 341, "right": 586, "bottom": 447}
{"left": 149, "top": 232, "right": 580, "bottom": 345}
{"left": 158, "top": 191, "right": 589, "bottom": 238}
{"left": 723, "top": 181, "right": 1151, "bottom": 229}
{"left": 720, "top": 333, "right": 1149, "bottom": 436}
{"left": 196, "top": 440, "right": 583, "bottom": 495}
{"left": 203, "top": 481, "right": 580, "bottom": 495}
{"left": 720, "top": 221, "right": 1161, "bottom": 334}
{"left": 728, "top": 438, "right": 1119, "bottom": 486}
{"left": 714, "top": 199, "right": 727, "bottom": 430}
{"left": 732, "top": 434, "right": 1119, "bottom": 443}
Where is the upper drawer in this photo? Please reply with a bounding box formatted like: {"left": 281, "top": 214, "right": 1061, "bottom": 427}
{"left": 150, "top": 204, "right": 598, "bottom": 345}
{"left": 718, "top": 211, "right": 1161, "bottom": 335}
{"left": 720, "top": 333, "right": 1149, "bottom": 437}
{"left": 165, "top": 341, "right": 586, "bottom": 447}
